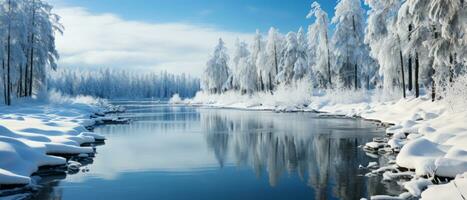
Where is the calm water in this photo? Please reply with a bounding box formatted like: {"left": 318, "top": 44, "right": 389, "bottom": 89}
{"left": 32, "top": 100, "right": 404, "bottom": 200}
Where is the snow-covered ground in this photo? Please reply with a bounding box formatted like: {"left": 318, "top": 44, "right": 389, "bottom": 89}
{"left": 0, "top": 92, "right": 109, "bottom": 186}
{"left": 176, "top": 83, "right": 467, "bottom": 199}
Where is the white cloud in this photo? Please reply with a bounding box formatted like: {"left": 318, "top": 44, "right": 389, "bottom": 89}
{"left": 54, "top": 6, "right": 253, "bottom": 77}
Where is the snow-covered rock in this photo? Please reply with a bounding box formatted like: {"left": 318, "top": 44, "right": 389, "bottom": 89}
{"left": 421, "top": 172, "right": 467, "bottom": 200}
{"left": 0, "top": 98, "right": 107, "bottom": 185}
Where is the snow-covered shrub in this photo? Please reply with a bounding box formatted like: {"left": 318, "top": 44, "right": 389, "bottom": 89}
{"left": 47, "top": 90, "right": 108, "bottom": 107}
{"left": 441, "top": 74, "right": 467, "bottom": 112}
{"left": 169, "top": 94, "right": 183, "bottom": 104}
{"left": 265, "top": 78, "right": 312, "bottom": 106}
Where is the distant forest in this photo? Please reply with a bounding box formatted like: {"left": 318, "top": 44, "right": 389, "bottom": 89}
{"left": 48, "top": 68, "right": 200, "bottom": 99}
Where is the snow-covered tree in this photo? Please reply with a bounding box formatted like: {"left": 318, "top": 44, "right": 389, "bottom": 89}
{"left": 293, "top": 27, "right": 308, "bottom": 81}
{"left": 228, "top": 39, "right": 250, "bottom": 91}
{"left": 331, "top": 0, "right": 367, "bottom": 89}
{"left": 0, "top": 0, "right": 61, "bottom": 105}
{"left": 365, "top": 0, "right": 403, "bottom": 93}
{"left": 307, "top": 1, "right": 332, "bottom": 88}
{"left": 276, "top": 32, "right": 299, "bottom": 84}
{"left": 27, "top": 0, "right": 62, "bottom": 96}
{"left": 202, "top": 38, "right": 230, "bottom": 94}
{"left": 251, "top": 30, "right": 265, "bottom": 91}
{"left": 0, "top": 0, "right": 28, "bottom": 105}
{"left": 196, "top": 0, "right": 465, "bottom": 102}
{"left": 238, "top": 57, "right": 257, "bottom": 94}
{"left": 425, "top": 0, "right": 466, "bottom": 99}
{"left": 49, "top": 68, "right": 200, "bottom": 98}
{"left": 397, "top": 0, "right": 430, "bottom": 97}
{"left": 258, "top": 27, "right": 282, "bottom": 91}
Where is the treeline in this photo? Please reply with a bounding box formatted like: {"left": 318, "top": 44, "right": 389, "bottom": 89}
{"left": 0, "top": 0, "right": 62, "bottom": 105}
{"left": 48, "top": 68, "right": 201, "bottom": 99}
{"left": 202, "top": 0, "right": 466, "bottom": 101}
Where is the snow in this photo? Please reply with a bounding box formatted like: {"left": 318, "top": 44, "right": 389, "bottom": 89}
{"left": 0, "top": 95, "right": 107, "bottom": 185}
{"left": 367, "top": 162, "right": 378, "bottom": 168}
{"left": 421, "top": 172, "right": 467, "bottom": 200}
{"left": 403, "top": 178, "right": 433, "bottom": 197}
{"left": 184, "top": 85, "right": 467, "bottom": 198}
{"left": 169, "top": 94, "right": 184, "bottom": 104}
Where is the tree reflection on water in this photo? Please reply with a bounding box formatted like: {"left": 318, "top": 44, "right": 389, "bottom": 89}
{"left": 200, "top": 108, "right": 399, "bottom": 200}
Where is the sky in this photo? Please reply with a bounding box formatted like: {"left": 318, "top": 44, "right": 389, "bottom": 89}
{"left": 49, "top": 0, "right": 344, "bottom": 77}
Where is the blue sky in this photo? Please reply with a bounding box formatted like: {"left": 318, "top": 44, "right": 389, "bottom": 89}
{"left": 54, "top": 0, "right": 340, "bottom": 33}
{"left": 51, "top": 0, "right": 367, "bottom": 76}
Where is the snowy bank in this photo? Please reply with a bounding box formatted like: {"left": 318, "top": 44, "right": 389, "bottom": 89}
{"left": 187, "top": 80, "right": 314, "bottom": 112}
{"left": 0, "top": 93, "right": 109, "bottom": 186}
{"left": 181, "top": 85, "right": 467, "bottom": 198}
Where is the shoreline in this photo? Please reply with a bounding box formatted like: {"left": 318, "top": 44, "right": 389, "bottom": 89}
{"left": 181, "top": 94, "right": 467, "bottom": 199}
{"left": 0, "top": 99, "right": 125, "bottom": 198}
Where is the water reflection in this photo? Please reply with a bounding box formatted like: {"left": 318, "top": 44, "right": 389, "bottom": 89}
{"left": 29, "top": 101, "right": 404, "bottom": 200}
{"left": 199, "top": 108, "right": 386, "bottom": 199}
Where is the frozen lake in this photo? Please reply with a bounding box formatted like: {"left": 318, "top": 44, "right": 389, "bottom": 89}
{"left": 32, "top": 100, "right": 404, "bottom": 200}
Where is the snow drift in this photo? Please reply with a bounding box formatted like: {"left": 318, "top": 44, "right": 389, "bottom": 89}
{"left": 0, "top": 93, "right": 107, "bottom": 185}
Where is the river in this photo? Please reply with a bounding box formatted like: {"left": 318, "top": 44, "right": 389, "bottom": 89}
{"left": 31, "top": 100, "right": 404, "bottom": 200}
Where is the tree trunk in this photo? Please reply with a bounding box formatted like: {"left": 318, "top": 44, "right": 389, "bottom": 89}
{"left": 345, "top": 55, "right": 349, "bottom": 88}
{"left": 415, "top": 52, "right": 420, "bottom": 98}
{"left": 273, "top": 43, "right": 278, "bottom": 76}
{"left": 6, "top": 1, "right": 11, "bottom": 105}
{"left": 432, "top": 71, "right": 435, "bottom": 102}
{"left": 399, "top": 50, "right": 406, "bottom": 98}
{"left": 408, "top": 56, "right": 412, "bottom": 91}
{"left": 24, "top": 62, "right": 28, "bottom": 96}
{"left": 325, "top": 33, "right": 332, "bottom": 88}
{"left": 2, "top": 60, "right": 6, "bottom": 104}
{"left": 366, "top": 75, "right": 370, "bottom": 90}
{"left": 268, "top": 73, "right": 273, "bottom": 92}
{"left": 18, "top": 65, "right": 23, "bottom": 97}
{"left": 449, "top": 54, "right": 454, "bottom": 83}
{"left": 27, "top": 1, "right": 36, "bottom": 97}
{"left": 28, "top": 32, "right": 35, "bottom": 96}
{"left": 259, "top": 73, "right": 264, "bottom": 91}
{"left": 431, "top": 27, "right": 438, "bottom": 102}
{"left": 354, "top": 63, "right": 358, "bottom": 90}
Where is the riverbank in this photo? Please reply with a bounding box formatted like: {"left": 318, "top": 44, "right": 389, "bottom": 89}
{"left": 0, "top": 93, "right": 115, "bottom": 190}
{"left": 178, "top": 89, "right": 467, "bottom": 199}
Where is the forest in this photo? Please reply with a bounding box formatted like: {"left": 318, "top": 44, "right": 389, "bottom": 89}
{"left": 48, "top": 68, "right": 200, "bottom": 99}
{"left": 201, "top": 0, "right": 466, "bottom": 102}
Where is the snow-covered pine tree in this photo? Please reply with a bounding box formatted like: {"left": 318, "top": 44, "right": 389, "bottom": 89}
{"left": 398, "top": 0, "right": 434, "bottom": 98}
{"left": 307, "top": 1, "right": 332, "bottom": 88}
{"left": 201, "top": 38, "right": 230, "bottom": 94}
{"left": 238, "top": 56, "right": 257, "bottom": 94}
{"left": 251, "top": 30, "right": 265, "bottom": 91}
{"left": 365, "top": 0, "right": 404, "bottom": 95}
{"left": 331, "top": 0, "right": 367, "bottom": 89}
{"left": 425, "top": 0, "right": 466, "bottom": 100}
{"left": 276, "top": 31, "right": 298, "bottom": 84}
{"left": 261, "top": 27, "right": 281, "bottom": 91}
{"left": 229, "top": 39, "right": 250, "bottom": 91}
{"left": 26, "top": 0, "right": 62, "bottom": 97}
{"left": 0, "top": 0, "right": 28, "bottom": 105}
{"left": 293, "top": 27, "right": 308, "bottom": 81}
{"left": 0, "top": 0, "right": 61, "bottom": 105}
{"left": 48, "top": 68, "right": 200, "bottom": 98}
